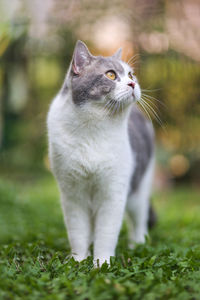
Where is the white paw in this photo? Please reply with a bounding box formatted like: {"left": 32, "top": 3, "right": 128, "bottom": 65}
{"left": 71, "top": 250, "right": 90, "bottom": 262}
{"left": 134, "top": 234, "right": 146, "bottom": 244}
{"left": 129, "top": 233, "right": 147, "bottom": 248}
{"left": 72, "top": 254, "right": 86, "bottom": 262}
{"left": 93, "top": 256, "right": 110, "bottom": 268}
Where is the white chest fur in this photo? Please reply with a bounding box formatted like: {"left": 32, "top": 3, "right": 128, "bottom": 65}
{"left": 47, "top": 94, "right": 134, "bottom": 187}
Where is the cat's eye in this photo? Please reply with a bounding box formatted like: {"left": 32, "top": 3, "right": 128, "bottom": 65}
{"left": 105, "top": 70, "right": 116, "bottom": 80}
{"left": 128, "top": 72, "right": 134, "bottom": 80}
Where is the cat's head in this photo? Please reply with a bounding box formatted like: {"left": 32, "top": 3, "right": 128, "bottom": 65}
{"left": 64, "top": 40, "right": 141, "bottom": 116}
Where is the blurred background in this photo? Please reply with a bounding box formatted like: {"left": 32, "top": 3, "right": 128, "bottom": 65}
{"left": 0, "top": 0, "right": 200, "bottom": 189}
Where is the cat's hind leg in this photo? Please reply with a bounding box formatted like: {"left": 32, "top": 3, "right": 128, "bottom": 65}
{"left": 126, "top": 157, "right": 154, "bottom": 245}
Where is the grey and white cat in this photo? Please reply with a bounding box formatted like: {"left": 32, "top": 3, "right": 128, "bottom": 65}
{"left": 47, "top": 41, "right": 155, "bottom": 266}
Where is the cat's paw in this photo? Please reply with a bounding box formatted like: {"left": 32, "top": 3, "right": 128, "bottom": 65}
{"left": 72, "top": 254, "right": 86, "bottom": 262}
{"left": 129, "top": 233, "right": 147, "bottom": 248}
{"left": 135, "top": 233, "right": 148, "bottom": 244}
{"left": 64, "top": 253, "right": 84, "bottom": 264}
{"left": 93, "top": 257, "right": 110, "bottom": 268}
{"left": 70, "top": 250, "right": 91, "bottom": 263}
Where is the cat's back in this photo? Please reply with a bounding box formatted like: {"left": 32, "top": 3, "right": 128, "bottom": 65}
{"left": 128, "top": 105, "right": 154, "bottom": 191}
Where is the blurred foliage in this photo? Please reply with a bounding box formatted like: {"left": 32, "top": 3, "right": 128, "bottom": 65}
{"left": 0, "top": 20, "right": 76, "bottom": 172}
{"left": 0, "top": 0, "right": 200, "bottom": 185}
{"left": 138, "top": 54, "right": 200, "bottom": 183}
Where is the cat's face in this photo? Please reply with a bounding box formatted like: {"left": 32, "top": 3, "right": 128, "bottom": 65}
{"left": 68, "top": 41, "right": 141, "bottom": 115}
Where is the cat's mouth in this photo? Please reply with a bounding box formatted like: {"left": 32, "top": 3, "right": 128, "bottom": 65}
{"left": 132, "top": 92, "right": 136, "bottom": 99}
{"left": 131, "top": 89, "right": 140, "bottom": 102}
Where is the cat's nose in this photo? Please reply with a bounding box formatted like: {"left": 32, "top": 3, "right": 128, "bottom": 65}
{"left": 128, "top": 82, "right": 135, "bottom": 89}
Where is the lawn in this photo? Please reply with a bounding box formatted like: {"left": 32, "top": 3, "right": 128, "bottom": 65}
{"left": 0, "top": 172, "right": 200, "bottom": 300}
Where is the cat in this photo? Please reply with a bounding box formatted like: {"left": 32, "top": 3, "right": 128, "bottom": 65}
{"left": 47, "top": 40, "right": 155, "bottom": 267}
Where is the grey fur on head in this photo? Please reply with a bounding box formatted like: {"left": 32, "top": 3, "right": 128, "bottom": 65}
{"left": 67, "top": 41, "right": 125, "bottom": 106}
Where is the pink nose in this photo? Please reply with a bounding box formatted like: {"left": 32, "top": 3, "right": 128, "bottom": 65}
{"left": 128, "top": 82, "right": 135, "bottom": 89}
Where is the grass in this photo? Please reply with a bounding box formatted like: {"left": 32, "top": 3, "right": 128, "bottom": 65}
{"left": 0, "top": 173, "right": 200, "bottom": 300}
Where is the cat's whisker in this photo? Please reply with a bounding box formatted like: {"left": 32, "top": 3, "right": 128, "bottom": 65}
{"left": 141, "top": 96, "right": 165, "bottom": 122}
{"left": 128, "top": 60, "right": 140, "bottom": 67}
{"left": 102, "top": 102, "right": 113, "bottom": 119}
{"left": 101, "top": 95, "right": 123, "bottom": 118}
{"left": 99, "top": 96, "right": 115, "bottom": 119}
{"left": 116, "top": 91, "right": 129, "bottom": 101}
{"left": 127, "top": 54, "right": 138, "bottom": 62}
{"left": 115, "top": 96, "right": 125, "bottom": 103}
{"left": 142, "top": 93, "right": 167, "bottom": 109}
{"left": 142, "top": 92, "right": 162, "bottom": 103}
{"left": 141, "top": 96, "right": 161, "bottom": 120}
{"left": 114, "top": 98, "right": 125, "bottom": 110}
{"left": 115, "top": 101, "right": 119, "bottom": 115}
{"left": 137, "top": 101, "right": 153, "bottom": 125}
{"left": 117, "top": 101, "right": 121, "bottom": 114}
{"left": 104, "top": 100, "right": 113, "bottom": 110}
{"left": 108, "top": 100, "right": 115, "bottom": 116}
{"left": 127, "top": 54, "right": 140, "bottom": 65}
{"left": 100, "top": 90, "right": 132, "bottom": 119}
{"left": 142, "top": 88, "right": 162, "bottom": 92}
{"left": 112, "top": 103, "right": 116, "bottom": 116}
{"left": 127, "top": 58, "right": 140, "bottom": 69}
{"left": 141, "top": 98, "right": 163, "bottom": 126}
{"left": 116, "top": 91, "right": 128, "bottom": 98}
{"left": 108, "top": 102, "right": 117, "bottom": 117}
{"left": 128, "top": 62, "right": 140, "bottom": 70}
{"left": 113, "top": 100, "right": 119, "bottom": 116}
{"left": 141, "top": 95, "right": 161, "bottom": 111}
{"left": 128, "top": 59, "right": 140, "bottom": 65}
{"left": 140, "top": 99, "right": 166, "bottom": 131}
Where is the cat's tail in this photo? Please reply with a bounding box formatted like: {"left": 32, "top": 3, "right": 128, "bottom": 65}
{"left": 148, "top": 203, "right": 157, "bottom": 229}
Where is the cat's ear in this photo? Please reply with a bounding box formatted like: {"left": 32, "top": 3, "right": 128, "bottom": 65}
{"left": 112, "top": 48, "right": 122, "bottom": 60}
{"left": 72, "top": 40, "right": 93, "bottom": 75}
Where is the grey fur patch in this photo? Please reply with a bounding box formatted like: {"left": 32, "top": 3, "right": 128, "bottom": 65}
{"left": 95, "top": 57, "right": 124, "bottom": 77}
{"left": 71, "top": 56, "right": 124, "bottom": 105}
{"left": 148, "top": 203, "right": 157, "bottom": 229}
{"left": 128, "top": 105, "right": 154, "bottom": 192}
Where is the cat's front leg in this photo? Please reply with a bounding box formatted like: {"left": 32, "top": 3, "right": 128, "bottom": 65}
{"left": 93, "top": 188, "right": 127, "bottom": 267}
{"left": 60, "top": 190, "right": 92, "bottom": 262}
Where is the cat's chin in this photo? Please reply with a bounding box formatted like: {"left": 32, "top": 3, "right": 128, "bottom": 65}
{"left": 118, "top": 95, "right": 138, "bottom": 106}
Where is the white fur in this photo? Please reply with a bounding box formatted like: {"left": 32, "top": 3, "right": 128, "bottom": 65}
{"left": 47, "top": 61, "right": 154, "bottom": 266}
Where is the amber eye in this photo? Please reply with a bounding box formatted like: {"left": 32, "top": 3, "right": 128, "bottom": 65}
{"left": 128, "top": 72, "right": 133, "bottom": 80}
{"left": 105, "top": 70, "right": 116, "bottom": 80}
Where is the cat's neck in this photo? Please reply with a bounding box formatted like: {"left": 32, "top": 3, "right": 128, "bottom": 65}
{"left": 75, "top": 105, "right": 130, "bottom": 129}
{"left": 61, "top": 92, "right": 131, "bottom": 135}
